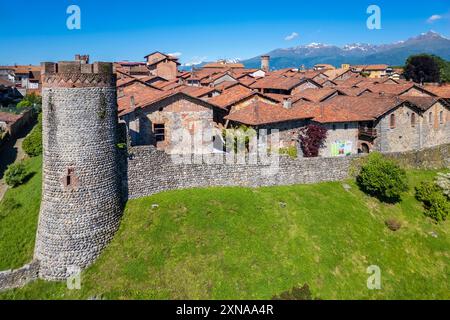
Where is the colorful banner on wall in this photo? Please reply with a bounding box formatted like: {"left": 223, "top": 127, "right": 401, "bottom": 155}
{"left": 331, "top": 141, "right": 353, "bottom": 156}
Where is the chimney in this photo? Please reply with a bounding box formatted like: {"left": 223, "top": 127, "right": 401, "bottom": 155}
{"left": 261, "top": 55, "right": 270, "bottom": 72}
{"left": 130, "top": 96, "right": 135, "bottom": 109}
{"left": 283, "top": 98, "right": 292, "bottom": 109}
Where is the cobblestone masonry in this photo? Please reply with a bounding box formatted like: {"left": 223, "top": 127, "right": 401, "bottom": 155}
{"left": 126, "top": 146, "right": 356, "bottom": 199}
{"left": 0, "top": 261, "right": 39, "bottom": 291}
{"left": 125, "top": 143, "right": 450, "bottom": 199}
{"left": 33, "top": 61, "right": 123, "bottom": 280}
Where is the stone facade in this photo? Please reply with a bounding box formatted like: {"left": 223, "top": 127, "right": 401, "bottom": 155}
{"left": 319, "top": 122, "right": 359, "bottom": 157}
{"left": 34, "top": 61, "right": 123, "bottom": 280}
{"left": 122, "top": 94, "right": 218, "bottom": 154}
{"left": 374, "top": 101, "right": 450, "bottom": 153}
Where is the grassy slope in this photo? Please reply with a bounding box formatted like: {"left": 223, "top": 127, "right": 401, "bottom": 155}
{"left": 0, "top": 162, "right": 448, "bottom": 300}
{"left": 0, "top": 156, "right": 42, "bottom": 270}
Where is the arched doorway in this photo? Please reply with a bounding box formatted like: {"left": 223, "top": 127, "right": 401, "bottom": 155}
{"left": 361, "top": 143, "right": 370, "bottom": 154}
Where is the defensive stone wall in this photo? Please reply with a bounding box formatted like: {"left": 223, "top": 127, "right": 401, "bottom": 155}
{"left": 0, "top": 261, "right": 39, "bottom": 291}
{"left": 125, "top": 144, "right": 450, "bottom": 200}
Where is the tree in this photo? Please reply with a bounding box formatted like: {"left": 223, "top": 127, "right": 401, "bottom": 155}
{"left": 298, "top": 124, "right": 327, "bottom": 157}
{"left": 432, "top": 56, "right": 450, "bottom": 83}
{"left": 404, "top": 54, "right": 441, "bottom": 83}
{"left": 22, "top": 113, "right": 42, "bottom": 157}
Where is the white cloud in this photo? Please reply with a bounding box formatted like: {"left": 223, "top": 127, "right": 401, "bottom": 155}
{"left": 284, "top": 32, "right": 299, "bottom": 41}
{"left": 168, "top": 52, "right": 182, "bottom": 58}
{"left": 427, "top": 15, "right": 442, "bottom": 23}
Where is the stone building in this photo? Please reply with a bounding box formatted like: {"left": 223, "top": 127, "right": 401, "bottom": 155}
{"left": 34, "top": 60, "right": 123, "bottom": 280}
{"left": 119, "top": 91, "right": 226, "bottom": 154}
{"left": 144, "top": 51, "right": 180, "bottom": 80}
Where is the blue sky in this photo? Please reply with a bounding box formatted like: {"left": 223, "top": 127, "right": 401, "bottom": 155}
{"left": 0, "top": 0, "right": 448, "bottom": 65}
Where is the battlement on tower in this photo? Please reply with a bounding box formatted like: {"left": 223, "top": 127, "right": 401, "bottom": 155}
{"left": 41, "top": 61, "right": 116, "bottom": 88}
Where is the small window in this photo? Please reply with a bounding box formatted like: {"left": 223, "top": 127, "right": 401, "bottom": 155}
{"left": 390, "top": 114, "right": 396, "bottom": 129}
{"left": 332, "top": 124, "right": 336, "bottom": 131}
{"left": 439, "top": 111, "right": 444, "bottom": 124}
{"left": 154, "top": 123, "right": 165, "bottom": 142}
{"left": 344, "top": 123, "right": 348, "bottom": 130}
{"left": 429, "top": 112, "right": 433, "bottom": 125}
{"left": 67, "top": 168, "right": 75, "bottom": 186}
{"left": 411, "top": 113, "right": 416, "bottom": 127}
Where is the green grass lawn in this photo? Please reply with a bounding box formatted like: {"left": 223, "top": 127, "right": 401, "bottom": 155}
{"left": 0, "top": 156, "right": 448, "bottom": 300}
{"left": 0, "top": 155, "right": 42, "bottom": 270}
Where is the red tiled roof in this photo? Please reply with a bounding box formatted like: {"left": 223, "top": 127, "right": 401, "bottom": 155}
{"left": 291, "top": 88, "right": 342, "bottom": 103}
{"left": 224, "top": 100, "right": 316, "bottom": 126}
{"left": 203, "top": 62, "right": 244, "bottom": 69}
{"left": 364, "top": 64, "right": 389, "bottom": 71}
{"left": 423, "top": 85, "right": 450, "bottom": 98}
{"left": 251, "top": 76, "right": 317, "bottom": 91}
{"left": 0, "top": 112, "right": 22, "bottom": 124}
{"left": 208, "top": 85, "right": 254, "bottom": 108}
{"left": 314, "top": 96, "right": 404, "bottom": 123}
{"left": 0, "top": 78, "right": 14, "bottom": 87}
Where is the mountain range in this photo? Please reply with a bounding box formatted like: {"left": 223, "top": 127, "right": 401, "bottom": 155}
{"left": 239, "top": 31, "right": 450, "bottom": 70}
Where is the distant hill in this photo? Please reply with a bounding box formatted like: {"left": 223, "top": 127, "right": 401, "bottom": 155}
{"left": 241, "top": 31, "right": 450, "bottom": 70}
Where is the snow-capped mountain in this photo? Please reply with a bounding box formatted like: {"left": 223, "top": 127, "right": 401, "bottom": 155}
{"left": 242, "top": 31, "right": 450, "bottom": 69}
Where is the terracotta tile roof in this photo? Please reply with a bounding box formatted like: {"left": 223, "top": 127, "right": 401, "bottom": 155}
{"left": 334, "top": 77, "right": 365, "bottom": 87}
{"left": 263, "top": 93, "right": 291, "bottom": 102}
{"left": 13, "top": 65, "right": 41, "bottom": 74}
{"left": 202, "top": 62, "right": 244, "bottom": 69}
{"left": 366, "top": 83, "right": 436, "bottom": 96}
{"left": 401, "top": 96, "right": 442, "bottom": 111}
{"left": 292, "top": 88, "right": 342, "bottom": 103}
{"left": 423, "top": 85, "right": 450, "bottom": 98}
{"left": 334, "top": 86, "right": 373, "bottom": 97}
{"left": 324, "top": 68, "right": 358, "bottom": 80}
{"left": 314, "top": 96, "right": 404, "bottom": 123}
{"left": 214, "top": 81, "right": 244, "bottom": 91}
{"left": 224, "top": 100, "right": 316, "bottom": 126}
{"left": 250, "top": 75, "right": 317, "bottom": 91}
{"left": 119, "top": 90, "right": 221, "bottom": 117}
{"left": 200, "top": 72, "right": 238, "bottom": 85}
{"left": 238, "top": 77, "right": 257, "bottom": 87}
{"left": 178, "top": 86, "right": 219, "bottom": 98}
{"left": 364, "top": 64, "right": 389, "bottom": 71}
{"left": 117, "top": 85, "right": 164, "bottom": 113}
{"left": 0, "top": 78, "right": 14, "bottom": 87}
{"left": 208, "top": 85, "right": 254, "bottom": 108}
{"left": 0, "top": 112, "right": 22, "bottom": 124}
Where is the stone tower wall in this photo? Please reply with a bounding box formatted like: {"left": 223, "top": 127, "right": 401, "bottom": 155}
{"left": 34, "top": 61, "right": 122, "bottom": 280}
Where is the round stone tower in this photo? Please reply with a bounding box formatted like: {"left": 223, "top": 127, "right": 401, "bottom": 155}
{"left": 34, "top": 60, "right": 122, "bottom": 280}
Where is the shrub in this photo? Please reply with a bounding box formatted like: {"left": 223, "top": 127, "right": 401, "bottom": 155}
{"left": 16, "top": 99, "right": 33, "bottom": 109}
{"left": 278, "top": 146, "right": 297, "bottom": 158}
{"left": 424, "top": 192, "right": 449, "bottom": 222}
{"left": 22, "top": 113, "right": 42, "bottom": 157}
{"left": 385, "top": 218, "right": 402, "bottom": 231}
{"left": 415, "top": 180, "right": 450, "bottom": 223}
{"left": 415, "top": 181, "right": 441, "bottom": 202}
{"left": 272, "top": 284, "right": 318, "bottom": 300}
{"left": 4, "top": 162, "right": 28, "bottom": 187}
{"left": 298, "top": 124, "right": 327, "bottom": 157}
{"left": 356, "top": 152, "right": 408, "bottom": 202}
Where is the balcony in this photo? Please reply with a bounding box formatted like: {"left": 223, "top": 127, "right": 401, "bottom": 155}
{"left": 358, "top": 127, "right": 377, "bottom": 139}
